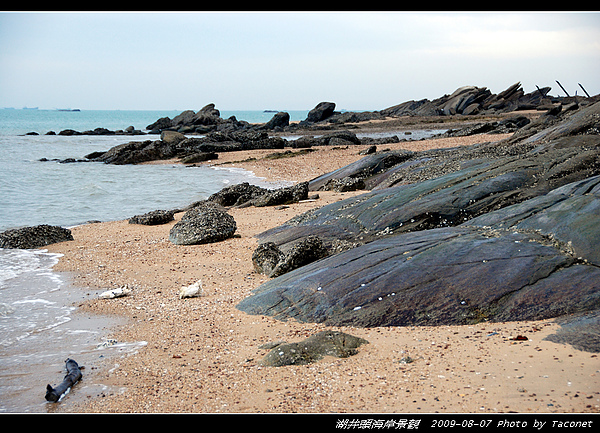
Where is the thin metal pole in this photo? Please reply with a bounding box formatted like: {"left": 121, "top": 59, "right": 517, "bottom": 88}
{"left": 556, "top": 80, "right": 570, "bottom": 97}
{"left": 578, "top": 83, "right": 591, "bottom": 98}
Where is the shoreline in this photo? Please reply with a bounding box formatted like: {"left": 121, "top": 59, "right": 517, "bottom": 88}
{"left": 45, "top": 132, "right": 599, "bottom": 413}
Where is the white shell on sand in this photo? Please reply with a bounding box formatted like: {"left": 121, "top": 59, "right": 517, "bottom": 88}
{"left": 99, "top": 285, "right": 132, "bottom": 299}
{"left": 179, "top": 280, "right": 203, "bottom": 299}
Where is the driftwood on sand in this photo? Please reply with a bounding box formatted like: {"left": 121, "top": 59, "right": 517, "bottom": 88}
{"left": 45, "top": 358, "right": 82, "bottom": 403}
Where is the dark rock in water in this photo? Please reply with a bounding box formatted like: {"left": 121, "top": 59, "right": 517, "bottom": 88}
{"left": 146, "top": 116, "right": 173, "bottom": 132}
{"left": 128, "top": 210, "right": 174, "bottom": 225}
{"left": 84, "top": 151, "right": 106, "bottom": 160}
{"left": 306, "top": 102, "right": 336, "bottom": 123}
{"left": 58, "top": 129, "right": 82, "bottom": 136}
{"left": 169, "top": 202, "right": 236, "bottom": 245}
{"left": 160, "top": 130, "right": 186, "bottom": 146}
{"left": 320, "top": 131, "right": 361, "bottom": 146}
{"left": 92, "top": 139, "right": 176, "bottom": 165}
{"left": 259, "top": 330, "right": 368, "bottom": 366}
{"left": 87, "top": 129, "right": 287, "bottom": 165}
{"left": 0, "top": 225, "right": 73, "bottom": 249}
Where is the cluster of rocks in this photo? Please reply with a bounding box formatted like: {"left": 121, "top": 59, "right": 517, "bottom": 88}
{"left": 26, "top": 126, "right": 146, "bottom": 137}
{"left": 83, "top": 129, "right": 288, "bottom": 165}
{"left": 41, "top": 82, "right": 599, "bottom": 166}
{"left": 27, "top": 82, "right": 597, "bottom": 141}
{"left": 236, "top": 100, "right": 600, "bottom": 351}
{"left": 378, "top": 82, "right": 588, "bottom": 118}
{"left": 124, "top": 182, "right": 311, "bottom": 246}
{"left": 78, "top": 128, "right": 401, "bottom": 166}
{"left": 140, "top": 82, "right": 596, "bottom": 137}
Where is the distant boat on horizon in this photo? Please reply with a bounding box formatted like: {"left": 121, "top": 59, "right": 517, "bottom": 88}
{"left": 56, "top": 108, "right": 81, "bottom": 112}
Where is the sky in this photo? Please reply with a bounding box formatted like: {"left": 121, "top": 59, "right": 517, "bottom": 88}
{"left": 1, "top": 11, "right": 599, "bottom": 111}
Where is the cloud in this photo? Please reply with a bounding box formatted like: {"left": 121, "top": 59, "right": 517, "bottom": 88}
{"left": 1, "top": 12, "right": 598, "bottom": 110}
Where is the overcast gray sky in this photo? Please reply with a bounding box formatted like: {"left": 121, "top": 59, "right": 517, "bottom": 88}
{"left": 1, "top": 11, "right": 599, "bottom": 111}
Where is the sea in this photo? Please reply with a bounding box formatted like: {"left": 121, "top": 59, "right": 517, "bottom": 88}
{"left": 0, "top": 108, "right": 445, "bottom": 412}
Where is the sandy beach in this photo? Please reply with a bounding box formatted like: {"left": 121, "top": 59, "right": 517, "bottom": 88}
{"left": 45, "top": 132, "right": 599, "bottom": 414}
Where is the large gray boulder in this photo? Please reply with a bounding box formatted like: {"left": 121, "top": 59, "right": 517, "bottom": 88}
{"left": 169, "top": 203, "right": 236, "bottom": 245}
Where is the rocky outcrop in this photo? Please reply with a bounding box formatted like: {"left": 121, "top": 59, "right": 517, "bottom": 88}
{"left": 306, "top": 102, "right": 336, "bottom": 123}
{"left": 238, "top": 220, "right": 600, "bottom": 329}
{"left": 147, "top": 103, "right": 228, "bottom": 134}
{"left": 237, "top": 102, "right": 600, "bottom": 349}
{"left": 263, "top": 111, "right": 290, "bottom": 130}
{"left": 0, "top": 225, "right": 73, "bottom": 249}
{"left": 544, "top": 311, "right": 600, "bottom": 353}
{"left": 259, "top": 330, "right": 368, "bottom": 367}
{"left": 438, "top": 115, "right": 532, "bottom": 138}
{"left": 168, "top": 202, "right": 237, "bottom": 245}
{"left": 379, "top": 82, "right": 556, "bottom": 118}
{"left": 87, "top": 130, "right": 286, "bottom": 165}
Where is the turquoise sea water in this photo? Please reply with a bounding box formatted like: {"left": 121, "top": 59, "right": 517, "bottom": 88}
{"left": 0, "top": 108, "right": 309, "bottom": 136}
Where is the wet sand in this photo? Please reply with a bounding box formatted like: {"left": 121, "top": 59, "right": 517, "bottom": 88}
{"left": 46, "top": 132, "right": 600, "bottom": 413}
